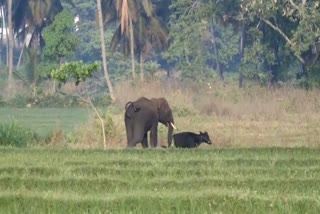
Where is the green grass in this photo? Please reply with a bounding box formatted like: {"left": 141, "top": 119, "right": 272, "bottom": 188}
{"left": 0, "top": 147, "right": 319, "bottom": 213}
{"left": 0, "top": 108, "right": 91, "bottom": 136}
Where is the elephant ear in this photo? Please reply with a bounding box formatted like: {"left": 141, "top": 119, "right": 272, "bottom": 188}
{"left": 125, "top": 102, "right": 140, "bottom": 118}
{"left": 155, "top": 98, "right": 170, "bottom": 112}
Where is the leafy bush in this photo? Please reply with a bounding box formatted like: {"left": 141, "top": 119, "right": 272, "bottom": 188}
{"left": 1, "top": 93, "right": 113, "bottom": 108}
{"left": 94, "top": 111, "right": 117, "bottom": 140}
{"left": 7, "top": 94, "right": 31, "bottom": 107}
{"left": 0, "top": 96, "right": 5, "bottom": 107}
{"left": 172, "top": 106, "right": 196, "bottom": 117}
{"left": 35, "top": 94, "right": 79, "bottom": 107}
{"left": 0, "top": 120, "right": 38, "bottom": 147}
{"left": 92, "top": 95, "right": 113, "bottom": 107}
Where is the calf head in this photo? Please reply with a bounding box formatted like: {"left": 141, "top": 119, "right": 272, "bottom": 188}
{"left": 199, "top": 131, "right": 212, "bottom": 145}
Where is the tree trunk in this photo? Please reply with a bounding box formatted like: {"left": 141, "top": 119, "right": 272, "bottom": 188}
{"left": 97, "top": 0, "right": 115, "bottom": 102}
{"left": 210, "top": 23, "right": 223, "bottom": 81}
{"left": 0, "top": 29, "right": 2, "bottom": 64}
{"left": 5, "top": 16, "right": 9, "bottom": 66}
{"left": 17, "top": 37, "right": 27, "bottom": 69}
{"left": 7, "top": 0, "right": 15, "bottom": 97}
{"left": 0, "top": 6, "right": 4, "bottom": 64}
{"left": 140, "top": 51, "right": 144, "bottom": 82}
{"left": 239, "top": 22, "right": 245, "bottom": 88}
{"left": 129, "top": 17, "right": 136, "bottom": 79}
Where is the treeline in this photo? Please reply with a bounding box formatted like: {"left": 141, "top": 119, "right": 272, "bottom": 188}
{"left": 1, "top": 0, "right": 320, "bottom": 100}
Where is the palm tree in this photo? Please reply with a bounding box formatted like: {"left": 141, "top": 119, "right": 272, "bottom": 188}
{"left": 13, "top": 0, "right": 64, "bottom": 53}
{"left": 138, "top": 15, "right": 168, "bottom": 81}
{"left": 102, "top": 0, "right": 154, "bottom": 80}
{"left": 97, "top": 0, "right": 115, "bottom": 101}
{"left": 0, "top": 2, "right": 5, "bottom": 64}
{"left": 104, "top": 0, "right": 168, "bottom": 81}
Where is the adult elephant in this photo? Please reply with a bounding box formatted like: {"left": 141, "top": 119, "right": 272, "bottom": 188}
{"left": 124, "top": 97, "right": 176, "bottom": 148}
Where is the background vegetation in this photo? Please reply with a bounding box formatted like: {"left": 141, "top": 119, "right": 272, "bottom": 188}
{"left": 0, "top": 0, "right": 319, "bottom": 148}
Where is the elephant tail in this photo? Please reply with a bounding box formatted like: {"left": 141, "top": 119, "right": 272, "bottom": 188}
{"left": 125, "top": 101, "right": 134, "bottom": 110}
{"left": 125, "top": 101, "right": 140, "bottom": 118}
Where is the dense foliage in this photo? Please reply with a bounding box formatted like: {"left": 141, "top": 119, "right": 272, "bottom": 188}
{"left": 1, "top": 0, "right": 320, "bottom": 95}
{"left": 47, "top": 0, "right": 320, "bottom": 87}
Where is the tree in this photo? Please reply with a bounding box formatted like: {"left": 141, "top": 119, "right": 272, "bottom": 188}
{"left": 42, "top": 9, "right": 79, "bottom": 65}
{"left": 164, "top": 0, "right": 239, "bottom": 82}
{"left": 137, "top": 15, "right": 169, "bottom": 81}
{"left": 7, "top": 0, "right": 14, "bottom": 97}
{"left": 97, "top": 0, "right": 115, "bottom": 101}
{"left": 51, "top": 60, "right": 109, "bottom": 150}
{"left": 40, "top": 9, "right": 80, "bottom": 94}
{"left": 104, "top": 0, "right": 169, "bottom": 81}
{"left": 12, "top": 0, "right": 64, "bottom": 50}
{"left": 236, "top": 0, "right": 320, "bottom": 86}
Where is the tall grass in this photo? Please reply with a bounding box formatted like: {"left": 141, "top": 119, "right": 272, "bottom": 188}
{"left": 0, "top": 120, "right": 37, "bottom": 147}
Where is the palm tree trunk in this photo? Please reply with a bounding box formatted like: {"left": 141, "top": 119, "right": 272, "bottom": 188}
{"left": 140, "top": 51, "right": 144, "bottom": 81}
{"left": 0, "top": 29, "right": 2, "bottom": 64}
{"left": 97, "top": 0, "right": 115, "bottom": 102}
{"left": 0, "top": 6, "right": 4, "bottom": 64}
{"left": 129, "top": 17, "right": 136, "bottom": 79}
{"left": 239, "top": 22, "right": 245, "bottom": 88}
{"left": 7, "top": 0, "right": 15, "bottom": 97}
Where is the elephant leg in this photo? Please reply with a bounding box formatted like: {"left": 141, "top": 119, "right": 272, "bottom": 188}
{"left": 141, "top": 132, "right": 148, "bottom": 148}
{"left": 125, "top": 119, "right": 134, "bottom": 148}
{"left": 130, "top": 125, "right": 145, "bottom": 147}
{"left": 150, "top": 123, "right": 158, "bottom": 148}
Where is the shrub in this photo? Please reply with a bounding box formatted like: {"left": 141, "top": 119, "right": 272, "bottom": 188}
{"left": 35, "top": 94, "right": 79, "bottom": 107}
{"left": 0, "top": 95, "right": 5, "bottom": 107}
{"left": 172, "top": 106, "right": 196, "bottom": 117}
{"left": 7, "top": 94, "right": 30, "bottom": 107}
{"left": 0, "top": 120, "right": 38, "bottom": 147}
{"left": 94, "top": 111, "right": 117, "bottom": 140}
{"left": 92, "top": 95, "right": 113, "bottom": 107}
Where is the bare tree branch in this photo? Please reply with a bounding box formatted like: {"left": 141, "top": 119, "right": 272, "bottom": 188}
{"left": 261, "top": 17, "right": 306, "bottom": 64}
{"left": 76, "top": 85, "right": 107, "bottom": 150}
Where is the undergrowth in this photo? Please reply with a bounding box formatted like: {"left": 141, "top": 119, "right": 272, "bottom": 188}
{"left": 2, "top": 79, "right": 320, "bottom": 148}
{"left": 0, "top": 120, "right": 38, "bottom": 147}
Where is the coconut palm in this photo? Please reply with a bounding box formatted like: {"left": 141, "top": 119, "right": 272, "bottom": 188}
{"left": 135, "top": 14, "right": 168, "bottom": 81}
{"left": 7, "top": 0, "right": 14, "bottom": 96}
{"left": 97, "top": 0, "right": 115, "bottom": 101}
{"left": 12, "top": 0, "right": 64, "bottom": 52}
{"left": 102, "top": 0, "right": 154, "bottom": 80}
{"left": 103, "top": 0, "right": 168, "bottom": 81}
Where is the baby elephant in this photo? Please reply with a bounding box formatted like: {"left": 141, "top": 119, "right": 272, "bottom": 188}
{"left": 172, "top": 131, "right": 212, "bottom": 148}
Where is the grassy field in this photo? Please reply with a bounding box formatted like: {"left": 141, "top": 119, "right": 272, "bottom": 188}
{"left": 0, "top": 147, "right": 319, "bottom": 213}
{"left": 0, "top": 108, "right": 91, "bottom": 136}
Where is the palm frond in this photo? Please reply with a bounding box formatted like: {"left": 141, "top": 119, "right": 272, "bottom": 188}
{"left": 140, "top": 0, "right": 154, "bottom": 17}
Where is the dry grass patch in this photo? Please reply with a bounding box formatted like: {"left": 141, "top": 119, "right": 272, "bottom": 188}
{"left": 66, "top": 80, "right": 320, "bottom": 149}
